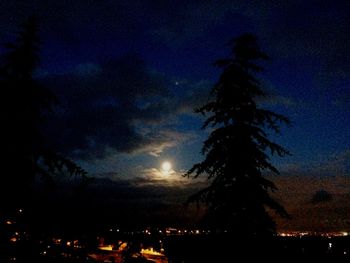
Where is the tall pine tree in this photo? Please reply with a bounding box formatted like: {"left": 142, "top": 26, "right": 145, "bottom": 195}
{"left": 0, "top": 16, "right": 92, "bottom": 263}
{"left": 0, "top": 17, "right": 89, "bottom": 213}
{"left": 186, "top": 34, "right": 290, "bottom": 236}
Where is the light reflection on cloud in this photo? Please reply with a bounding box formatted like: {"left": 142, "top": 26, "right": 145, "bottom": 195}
{"left": 134, "top": 165, "right": 208, "bottom": 188}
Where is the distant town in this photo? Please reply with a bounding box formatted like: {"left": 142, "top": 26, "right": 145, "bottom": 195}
{"left": 4, "top": 211, "right": 350, "bottom": 262}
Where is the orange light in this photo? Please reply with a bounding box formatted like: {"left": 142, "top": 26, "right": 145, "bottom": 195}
{"left": 98, "top": 245, "right": 113, "bottom": 251}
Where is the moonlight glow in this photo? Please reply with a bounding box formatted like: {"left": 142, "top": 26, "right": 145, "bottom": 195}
{"left": 161, "top": 161, "right": 172, "bottom": 174}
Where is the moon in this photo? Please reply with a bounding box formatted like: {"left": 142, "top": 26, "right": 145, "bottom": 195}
{"left": 161, "top": 161, "right": 172, "bottom": 174}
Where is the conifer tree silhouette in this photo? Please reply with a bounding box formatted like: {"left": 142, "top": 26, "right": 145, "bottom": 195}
{"left": 186, "top": 34, "right": 290, "bottom": 236}
{"left": 0, "top": 16, "right": 89, "bottom": 214}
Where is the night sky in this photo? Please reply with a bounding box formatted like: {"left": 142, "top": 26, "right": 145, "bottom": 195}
{"left": 1, "top": 0, "right": 350, "bottom": 231}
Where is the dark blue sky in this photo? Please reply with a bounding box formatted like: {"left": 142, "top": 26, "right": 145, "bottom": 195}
{"left": 1, "top": 0, "right": 350, "bottom": 229}
{"left": 0, "top": 0, "right": 350, "bottom": 177}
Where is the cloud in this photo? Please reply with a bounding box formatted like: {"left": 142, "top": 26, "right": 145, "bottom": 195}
{"left": 41, "top": 54, "right": 169, "bottom": 158}
{"left": 41, "top": 54, "right": 206, "bottom": 160}
{"left": 133, "top": 129, "right": 196, "bottom": 157}
{"left": 138, "top": 167, "right": 186, "bottom": 186}
{"left": 132, "top": 163, "right": 208, "bottom": 188}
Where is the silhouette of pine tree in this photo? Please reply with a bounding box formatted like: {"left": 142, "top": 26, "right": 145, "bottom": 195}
{"left": 185, "top": 34, "right": 290, "bottom": 237}
{"left": 0, "top": 16, "right": 89, "bottom": 213}
{"left": 0, "top": 16, "right": 92, "bottom": 262}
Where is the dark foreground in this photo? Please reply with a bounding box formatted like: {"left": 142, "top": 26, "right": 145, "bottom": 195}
{"left": 165, "top": 235, "right": 350, "bottom": 262}
{"left": 2, "top": 233, "right": 350, "bottom": 262}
